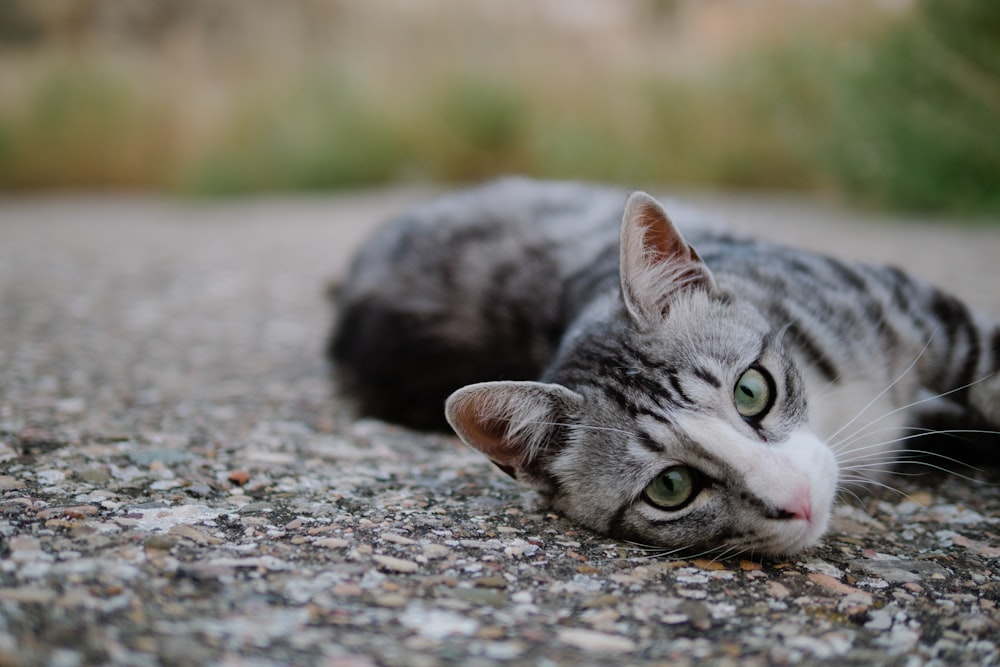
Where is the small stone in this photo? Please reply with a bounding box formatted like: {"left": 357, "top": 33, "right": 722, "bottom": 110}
{"left": 476, "top": 626, "right": 507, "bottom": 640}
{"left": 0, "top": 475, "right": 25, "bottom": 491}
{"left": 767, "top": 581, "right": 792, "bottom": 600}
{"left": 849, "top": 558, "right": 948, "bottom": 583}
{"left": 447, "top": 588, "right": 507, "bottom": 606}
{"left": 557, "top": 629, "right": 637, "bottom": 653}
{"left": 36, "top": 505, "right": 99, "bottom": 520}
{"left": 865, "top": 608, "right": 893, "bottom": 631}
{"left": 474, "top": 576, "right": 507, "bottom": 589}
{"left": 959, "top": 614, "right": 998, "bottom": 638}
{"left": 168, "top": 524, "right": 224, "bottom": 545}
{"left": 129, "top": 449, "right": 192, "bottom": 466}
{"left": 581, "top": 594, "right": 619, "bottom": 609}
{"left": 691, "top": 558, "right": 727, "bottom": 571}
{"left": 905, "top": 491, "right": 933, "bottom": 507}
{"left": 483, "top": 641, "right": 527, "bottom": 660}
{"left": 374, "top": 594, "right": 408, "bottom": 608}
{"left": 315, "top": 537, "right": 350, "bottom": 549}
{"left": 9, "top": 536, "right": 41, "bottom": 552}
{"left": 679, "top": 599, "right": 713, "bottom": 631}
{"left": 0, "top": 587, "right": 57, "bottom": 604}
{"left": 382, "top": 533, "right": 416, "bottom": 546}
{"left": 333, "top": 584, "right": 363, "bottom": 597}
{"left": 78, "top": 468, "right": 112, "bottom": 485}
{"left": 373, "top": 555, "right": 419, "bottom": 573}
{"left": 422, "top": 544, "right": 450, "bottom": 560}
{"left": 808, "top": 573, "right": 870, "bottom": 598}
{"left": 228, "top": 470, "right": 251, "bottom": 486}
{"left": 144, "top": 535, "right": 176, "bottom": 551}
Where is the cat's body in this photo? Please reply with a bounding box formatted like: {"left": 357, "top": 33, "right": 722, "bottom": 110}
{"left": 331, "top": 178, "right": 1000, "bottom": 557}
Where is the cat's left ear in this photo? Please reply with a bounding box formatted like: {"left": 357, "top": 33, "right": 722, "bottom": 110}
{"left": 620, "top": 191, "right": 717, "bottom": 325}
{"left": 446, "top": 381, "right": 583, "bottom": 491}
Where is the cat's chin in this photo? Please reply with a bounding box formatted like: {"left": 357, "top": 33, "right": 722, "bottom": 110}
{"left": 760, "top": 514, "right": 830, "bottom": 557}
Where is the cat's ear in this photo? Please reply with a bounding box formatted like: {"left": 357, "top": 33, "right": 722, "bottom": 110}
{"left": 446, "top": 381, "right": 583, "bottom": 489}
{"left": 620, "top": 191, "right": 717, "bottom": 325}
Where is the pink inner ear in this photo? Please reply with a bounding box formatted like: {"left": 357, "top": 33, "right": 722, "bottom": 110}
{"left": 636, "top": 200, "right": 696, "bottom": 266}
{"left": 451, "top": 395, "right": 522, "bottom": 468}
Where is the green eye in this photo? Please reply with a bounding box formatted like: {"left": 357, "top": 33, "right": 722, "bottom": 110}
{"left": 643, "top": 466, "right": 698, "bottom": 510}
{"left": 734, "top": 367, "right": 773, "bottom": 419}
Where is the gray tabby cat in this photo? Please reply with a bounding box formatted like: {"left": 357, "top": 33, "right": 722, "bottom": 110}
{"left": 330, "top": 178, "right": 1000, "bottom": 558}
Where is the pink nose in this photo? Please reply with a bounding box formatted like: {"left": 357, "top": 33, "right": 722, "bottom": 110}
{"left": 789, "top": 499, "right": 812, "bottom": 522}
{"left": 787, "top": 488, "right": 812, "bottom": 522}
{"left": 779, "top": 486, "right": 812, "bottom": 522}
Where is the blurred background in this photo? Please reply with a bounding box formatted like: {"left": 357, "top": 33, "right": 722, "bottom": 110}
{"left": 0, "top": 0, "right": 996, "bottom": 214}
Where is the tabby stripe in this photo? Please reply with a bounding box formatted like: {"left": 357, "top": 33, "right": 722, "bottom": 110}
{"left": 667, "top": 372, "right": 694, "bottom": 406}
{"left": 930, "top": 292, "right": 979, "bottom": 399}
{"left": 778, "top": 317, "right": 839, "bottom": 383}
{"left": 594, "top": 382, "right": 658, "bottom": 421}
{"left": 824, "top": 257, "right": 869, "bottom": 293}
{"left": 636, "top": 429, "right": 665, "bottom": 454}
{"left": 883, "top": 266, "right": 930, "bottom": 333}
{"left": 693, "top": 365, "right": 722, "bottom": 389}
{"left": 607, "top": 498, "right": 635, "bottom": 538}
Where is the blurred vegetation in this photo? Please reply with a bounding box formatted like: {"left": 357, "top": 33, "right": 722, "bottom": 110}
{"left": 0, "top": 0, "right": 996, "bottom": 215}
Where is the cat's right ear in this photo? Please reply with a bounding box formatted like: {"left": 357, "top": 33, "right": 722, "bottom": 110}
{"left": 446, "top": 381, "right": 583, "bottom": 489}
{"left": 620, "top": 191, "right": 717, "bottom": 326}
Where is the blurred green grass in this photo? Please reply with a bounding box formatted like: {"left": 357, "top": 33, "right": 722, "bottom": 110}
{"left": 0, "top": 0, "right": 996, "bottom": 216}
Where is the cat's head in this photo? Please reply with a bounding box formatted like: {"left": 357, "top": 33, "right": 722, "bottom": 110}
{"left": 446, "top": 192, "right": 838, "bottom": 558}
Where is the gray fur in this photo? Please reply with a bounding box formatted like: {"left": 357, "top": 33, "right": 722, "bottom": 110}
{"left": 330, "top": 178, "right": 1000, "bottom": 557}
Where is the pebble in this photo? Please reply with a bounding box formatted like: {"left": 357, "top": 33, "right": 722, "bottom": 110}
{"left": 228, "top": 470, "right": 251, "bottom": 486}
{"left": 315, "top": 537, "right": 350, "bottom": 549}
{"left": 0, "top": 475, "right": 25, "bottom": 491}
{"left": 372, "top": 555, "right": 420, "bottom": 573}
{"left": 167, "top": 524, "right": 224, "bottom": 545}
{"left": 556, "top": 629, "right": 637, "bottom": 653}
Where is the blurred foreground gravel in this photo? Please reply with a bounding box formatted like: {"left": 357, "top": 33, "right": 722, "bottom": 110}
{"left": 0, "top": 188, "right": 998, "bottom": 667}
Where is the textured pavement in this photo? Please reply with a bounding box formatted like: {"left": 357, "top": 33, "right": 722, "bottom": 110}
{"left": 0, "top": 188, "right": 998, "bottom": 666}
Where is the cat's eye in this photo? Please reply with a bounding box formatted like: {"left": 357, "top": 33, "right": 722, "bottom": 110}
{"left": 643, "top": 466, "right": 698, "bottom": 510}
{"left": 734, "top": 367, "right": 773, "bottom": 420}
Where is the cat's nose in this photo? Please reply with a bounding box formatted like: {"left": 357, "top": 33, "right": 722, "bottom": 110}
{"left": 786, "top": 500, "right": 812, "bottom": 522}
{"left": 775, "top": 488, "right": 812, "bottom": 522}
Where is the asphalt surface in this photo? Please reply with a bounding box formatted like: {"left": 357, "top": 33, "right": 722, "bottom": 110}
{"left": 0, "top": 188, "right": 998, "bottom": 666}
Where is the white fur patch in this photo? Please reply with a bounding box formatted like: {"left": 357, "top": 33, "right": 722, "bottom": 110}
{"left": 674, "top": 414, "right": 838, "bottom": 553}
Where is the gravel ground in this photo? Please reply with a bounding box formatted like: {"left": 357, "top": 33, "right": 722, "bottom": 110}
{"left": 0, "top": 188, "right": 998, "bottom": 667}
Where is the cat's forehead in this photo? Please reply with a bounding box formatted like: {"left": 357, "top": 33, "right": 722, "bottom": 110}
{"left": 632, "top": 293, "right": 772, "bottom": 367}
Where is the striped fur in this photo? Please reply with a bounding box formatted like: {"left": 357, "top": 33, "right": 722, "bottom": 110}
{"left": 330, "top": 179, "right": 1000, "bottom": 557}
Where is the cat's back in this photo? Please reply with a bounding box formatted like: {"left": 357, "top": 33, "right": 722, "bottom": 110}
{"left": 336, "top": 178, "right": 625, "bottom": 305}
{"left": 329, "top": 178, "right": 629, "bottom": 429}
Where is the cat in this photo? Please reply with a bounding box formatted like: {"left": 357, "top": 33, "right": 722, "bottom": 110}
{"left": 329, "top": 178, "right": 1000, "bottom": 558}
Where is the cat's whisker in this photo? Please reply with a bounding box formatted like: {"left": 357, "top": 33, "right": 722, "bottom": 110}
{"left": 835, "top": 428, "right": 997, "bottom": 467}
{"left": 835, "top": 485, "right": 868, "bottom": 508}
{"left": 876, "top": 455, "right": 995, "bottom": 486}
{"left": 837, "top": 475, "right": 908, "bottom": 498}
{"left": 830, "top": 369, "right": 997, "bottom": 452}
{"left": 823, "top": 333, "right": 936, "bottom": 446}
